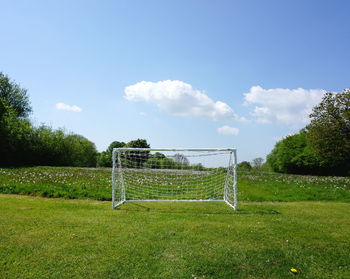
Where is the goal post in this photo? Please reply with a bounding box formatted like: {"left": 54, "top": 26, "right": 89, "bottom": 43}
{"left": 111, "top": 148, "right": 238, "bottom": 210}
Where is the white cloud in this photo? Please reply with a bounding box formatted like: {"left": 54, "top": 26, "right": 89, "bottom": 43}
{"left": 217, "top": 125, "right": 239, "bottom": 136}
{"left": 244, "top": 86, "right": 325, "bottom": 128}
{"left": 55, "top": 102, "right": 82, "bottom": 112}
{"left": 124, "top": 80, "right": 244, "bottom": 122}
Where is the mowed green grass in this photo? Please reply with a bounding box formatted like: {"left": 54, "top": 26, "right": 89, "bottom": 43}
{"left": 1, "top": 195, "right": 349, "bottom": 278}
{"left": 1, "top": 167, "right": 349, "bottom": 202}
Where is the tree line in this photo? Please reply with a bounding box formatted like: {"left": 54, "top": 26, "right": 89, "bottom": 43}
{"left": 97, "top": 140, "right": 205, "bottom": 170}
{"left": 0, "top": 72, "right": 97, "bottom": 167}
{"left": 267, "top": 89, "right": 350, "bottom": 176}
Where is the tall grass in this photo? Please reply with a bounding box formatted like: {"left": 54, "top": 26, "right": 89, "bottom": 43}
{"left": 0, "top": 167, "right": 349, "bottom": 202}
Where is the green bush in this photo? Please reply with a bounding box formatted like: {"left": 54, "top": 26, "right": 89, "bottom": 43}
{"left": 191, "top": 163, "right": 205, "bottom": 171}
{"left": 143, "top": 157, "right": 161, "bottom": 169}
{"left": 237, "top": 161, "right": 252, "bottom": 171}
{"left": 97, "top": 141, "right": 126, "bottom": 167}
{"left": 267, "top": 132, "right": 319, "bottom": 174}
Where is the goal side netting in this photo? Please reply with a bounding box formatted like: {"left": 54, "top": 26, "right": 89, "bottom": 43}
{"left": 111, "top": 148, "right": 237, "bottom": 210}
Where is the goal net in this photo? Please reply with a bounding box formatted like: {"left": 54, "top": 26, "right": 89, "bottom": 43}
{"left": 111, "top": 148, "right": 237, "bottom": 210}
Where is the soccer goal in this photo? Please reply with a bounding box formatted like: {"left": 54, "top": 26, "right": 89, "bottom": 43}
{"left": 111, "top": 148, "right": 237, "bottom": 210}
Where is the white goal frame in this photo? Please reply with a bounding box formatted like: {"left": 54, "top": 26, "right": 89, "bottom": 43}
{"left": 111, "top": 148, "right": 238, "bottom": 210}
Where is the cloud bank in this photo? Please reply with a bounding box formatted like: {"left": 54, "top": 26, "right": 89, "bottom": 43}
{"left": 217, "top": 125, "right": 239, "bottom": 136}
{"left": 124, "top": 80, "right": 244, "bottom": 122}
{"left": 55, "top": 102, "right": 82, "bottom": 112}
{"left": 244, "top": 86, "right": 325, "bottom": 127}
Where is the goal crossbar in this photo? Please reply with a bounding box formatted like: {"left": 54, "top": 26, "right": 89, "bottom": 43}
{"left": 111, "top": 148, "right": 238, "bottom": 210}
{"left": 115, "top": 148, "right": 236, "bottom": 152}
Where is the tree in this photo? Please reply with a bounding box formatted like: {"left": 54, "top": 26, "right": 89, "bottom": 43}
{"left": 306, "top": 89, "right": 350, "bottom": 175}
{"left": 29, "top": 126, "right": 97, "bottom": 167}
{"left": 0, "top": 74, "right": 33, "bottom": 166}
{"left": 97, "top": 139, "right": 151, "bottom": 168}
{"left": 0, "top": 108, "right": 33, "bottom": 167}
{"left": 251, "top": 157, "right": 264, "bottom": 168}
{"left": 0, "top": 97, "right": 7, "bottom": 120}
{"left": 125, "top": 138, "right": 150, "bottom": 168}
{"left": 267, "top": 132, "right": 319, "bottom": 174}
{"left": 142, "top": 152, "right": 167, "bottom": 169}
{"left": 126, "top": 138, "right": 150, "bottom": 149}
{"left": 107, "top": 141, "right": 126, "bottom": 153}
{"left": 237, "top": 161, "right": 252, "bottom": 171}
{"left": 143, "top": 157, "right": 161, "bottom": 169}
{"left": 0, "top": 72, "right": 31, "bottom": 118}
{"left": 173, "top": 153, "right": 189, "bottom": 166}
{"left": 97, "top": 141, "right": 126, "bottom": 167}
{"left": 64, "top": 134, "right": 97, "bottom": 167}
{"left": 191, "top": 163, "right": 205, "bottom": 171}
{"left": 153, "top": 152, "right": 166, "bottom": 159}
{"left": 160, "top": 157, "right": 176, "bottom": 169}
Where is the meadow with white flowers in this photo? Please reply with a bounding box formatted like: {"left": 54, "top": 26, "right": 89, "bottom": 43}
{"left": 0, "top": 167, "right": 349, "bottom": 202}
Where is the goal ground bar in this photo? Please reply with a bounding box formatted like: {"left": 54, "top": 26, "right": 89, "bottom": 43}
{"left": 125, "top": 200, "right": 225, "bottom": 203}
{"left": 113, "top": 200, "right": 237, "bottom": 210}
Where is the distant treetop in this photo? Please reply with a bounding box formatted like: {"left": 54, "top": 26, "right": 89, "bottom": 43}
{"left": 0, "top": 72, "right": 32, "bottom": 118}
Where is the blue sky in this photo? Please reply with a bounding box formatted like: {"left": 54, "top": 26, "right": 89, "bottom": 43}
{"left": 1, "top": 0, "right": 349, "bottom": 163}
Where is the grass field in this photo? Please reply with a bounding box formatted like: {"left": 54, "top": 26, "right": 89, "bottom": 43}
{"left": 1, "top": 167, "right": 350, "bottom": 278}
